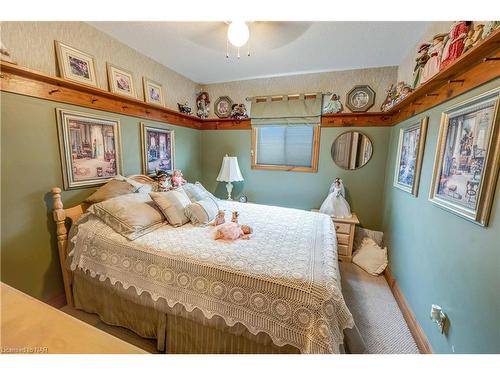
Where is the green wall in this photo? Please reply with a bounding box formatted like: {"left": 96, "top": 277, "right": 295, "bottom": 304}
{"left": 0, "top": 91, "right": 201, "bottom": 301}
{"left": 200, "top": 127, "right": 390, "bottom": 230}
{"left": 381, "top": 78, "right": 500, "bottom": 353}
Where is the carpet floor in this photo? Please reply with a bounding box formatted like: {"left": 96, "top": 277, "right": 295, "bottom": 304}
{"left": 339, "top": 262, "right": 420, "bottom": 354}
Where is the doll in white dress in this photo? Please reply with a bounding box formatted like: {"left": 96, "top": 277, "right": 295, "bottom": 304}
{"left": 320, "top": 178, "right": 352, "bottom": 218}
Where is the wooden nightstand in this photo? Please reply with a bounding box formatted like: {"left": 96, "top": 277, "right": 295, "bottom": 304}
{"left": 332, "top": 213, "right": 359, "bottom": 262}
{"left": 311, "top": 210, "right": 359, "bottom": 262}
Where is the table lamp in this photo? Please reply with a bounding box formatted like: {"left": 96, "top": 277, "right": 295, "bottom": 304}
{"left": 216, "top": 154, "right": 244, "bottom": 200}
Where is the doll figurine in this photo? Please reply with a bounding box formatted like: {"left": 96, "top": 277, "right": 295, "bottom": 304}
{"left": 319, "top": 178, "right": 352, "bottom": 219}
{"left": 420, "top": 33, "right": 447, "bottom": 84}
{"left": 172, "top": 169, "right": 187, "bottom": 187}
{"left": 440, "top": 21, "right": 471, "bottom": 70}
{"left": 214, "top": 222, "right": 252, "bottom": 241}
{"left": 412, "top": 43, "right": 431, "bottom": 88}
{"left": 323, "top": 93, "right": 343, "bottom": 114}
{"left": 231, "top": 211, "right": 239, "bottom": 223}
{"left": 210, "top": 210, "right": 226, "bottom": 226}
{"left": 155, "top": 170, "right": 171, "bottom": 192}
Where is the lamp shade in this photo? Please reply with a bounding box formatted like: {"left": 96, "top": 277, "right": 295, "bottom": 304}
{"left": 216, "top": 155, "right": 244, "bottom": 182}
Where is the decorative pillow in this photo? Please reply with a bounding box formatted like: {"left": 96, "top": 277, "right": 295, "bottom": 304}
{"left": 182, "top": 182, "right": 219, "bottom": 203}
{"left": 88, "top": 193, "right": 165, "bottom": 240}
{"left": 113, "top": 175, "right": 153, "bottom": 193}
{"left": 353, "top": 227, "right": 384, "bottom": 250}
{"left": 84, "top": 179, "right": 137, "bottom": 204}
{"left": 184, "top": 198, "right": 219, "bottom": 226}
{"left": 149, "top": 190, "right": 191, "bottom": 227}
{"left": 352, "top": 237, "right": 388, "bottom": 276}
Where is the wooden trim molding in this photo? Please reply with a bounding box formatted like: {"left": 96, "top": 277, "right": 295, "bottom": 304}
{"left": 0, "top": 61, "right": 201, "bottom": 129}
{"left": 250, "top": 126, "right": 321, "bottom": 173}
{"left": 1, "top": 28, "right": 499, "bottom": 130}
{"left": 384, "top": 267, "right": 433, "bottom": 354}
{"left": 321, "top": 112, "right": 393, "bottom": 127}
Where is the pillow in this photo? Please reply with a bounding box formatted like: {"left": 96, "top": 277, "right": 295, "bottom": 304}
{"left": 353, "top": 227, "right": 384, "bottom": 250}
{"left": 88, "top": 193, "right": 165, "bottom": 240}
{"left": 184, "top": 198, "right": 219, "bottom": 226}
{"left": 113, "top": 175, "right": 153, "bottom": 193}
{"left": 149, "top": 190, "right": 191, "bottom": 227}
{"left": 352, "top": 237, "right": 388, "bottom": 276}
{"left": 84, "top": 179, "right": 137, "bottom": 204}
{"left": 182, "top": 182, "right": 219, "bottom": 203}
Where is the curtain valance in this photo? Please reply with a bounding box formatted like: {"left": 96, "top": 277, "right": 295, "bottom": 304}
{"left": 251, "top": 93, "right": 322, "bottom": 126}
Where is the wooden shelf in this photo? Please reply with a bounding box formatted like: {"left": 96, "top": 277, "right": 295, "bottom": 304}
{"left": 1, "top": 28, "right": 499, "bottom": 130}
{"left": 387, "top": 28, "right": 500, "bottom": 122}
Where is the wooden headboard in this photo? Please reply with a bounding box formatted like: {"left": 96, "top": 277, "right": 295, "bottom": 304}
{"left": 51, "top": 174, "right": 156, "bottom": 307}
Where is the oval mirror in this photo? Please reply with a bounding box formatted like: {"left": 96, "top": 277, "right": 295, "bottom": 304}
{"left": 331, "top": 131, "right": 373, "bottom": 170}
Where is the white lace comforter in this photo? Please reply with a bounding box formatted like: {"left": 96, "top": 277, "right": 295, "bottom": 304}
{"left": 70, "top": 201, "right": 354, "bottom": 353}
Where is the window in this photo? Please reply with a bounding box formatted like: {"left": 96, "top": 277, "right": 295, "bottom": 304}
{"left": 251, "top": 125, "right": 320, "bottom": 172}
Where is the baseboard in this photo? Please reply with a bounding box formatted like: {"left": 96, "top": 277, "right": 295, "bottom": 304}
{"left": 46, "top": 293, "right": 67, "bottom": 309}
{"left": 384, "top": 267, "right": 433, "bottom": 354}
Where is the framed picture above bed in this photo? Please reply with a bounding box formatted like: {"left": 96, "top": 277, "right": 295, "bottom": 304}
{"left": 106, "top": 63, "right": 137, "bottom": 98}
{"left": 143, "top": 77, "right": 165, "bottom": 107}
{"left": 429, "top": 88, "right": 500, "bottom": 226}
{"left": 140, "top": 123, "right": 175, "bottom": 175}
{"left": 55, "top": 41, "right": 98, "bottom": 87}
{"left": 56, "top": 109, "right": 122, "bottom": 190}
{"left": 393, "top": 117, "right": 428, "bottom": 196}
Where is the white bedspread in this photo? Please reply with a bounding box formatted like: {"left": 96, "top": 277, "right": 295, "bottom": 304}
{"left": 70, "top": 201, "right": 354, "bottom": 353}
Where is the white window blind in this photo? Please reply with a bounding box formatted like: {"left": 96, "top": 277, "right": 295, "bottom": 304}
{"left": 256, "top": 125, "right": 314, "bottom": 167}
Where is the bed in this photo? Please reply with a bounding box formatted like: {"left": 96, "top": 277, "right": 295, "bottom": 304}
{"left": 51, "top": 175, "right": 360, "bottom": 354}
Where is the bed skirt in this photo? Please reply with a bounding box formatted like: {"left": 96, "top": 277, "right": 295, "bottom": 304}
{"left": 73, "top": 271, "right": 364, "bottom": 354}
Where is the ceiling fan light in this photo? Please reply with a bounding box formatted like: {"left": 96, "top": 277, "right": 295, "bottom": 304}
{"left": 227, "top": 21, "right": 249, "bottom": 48}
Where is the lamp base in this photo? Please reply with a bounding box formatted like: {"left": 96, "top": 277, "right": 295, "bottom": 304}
{"left": 225, "top": 181, "right": 233, "bottom": 200}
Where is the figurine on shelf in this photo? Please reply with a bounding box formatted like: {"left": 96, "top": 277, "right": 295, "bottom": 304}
{"left": 420, "top": 33, "right": 447, "bottom": 84}
{"left": 196, "top": 91, "right": 210, "bottom": 119}
{"left": 155, "top": 170, "right": 172, "bottom": 192}
{"left": 177, "top": 102, "right": 192, "bottom": 115}
{"left": 322, "top": 93, "right": 343, "bottom": 114}
{"left": 0, "top": 41, "right": 14, "bottom": 63}
{"left": 464, "top": 23, "right": 484, "bottom": 53}
{"left": 319, "top": 177, "right": 352, "bottom": 219}
{"left": 230, "top": 104, "right": 248, "bottom": 120}
{"left": 440, "top": 21, "right": 471, "bottom": 71}
{"left": 412, "top": 43, "right": 431, "bottom": 89}
{"left": 380, "top": 82, "right": 413, "bottom": 112}
{"left": 171, "top": 169, "right": 187, "bottom": 188}
{"left": 482, "top": 21, "right": 499, "bottom": 39}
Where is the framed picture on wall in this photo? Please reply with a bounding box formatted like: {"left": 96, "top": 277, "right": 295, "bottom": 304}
{"left": 56, "top": 109, "right": 122, "bottom": 189}
{"left": 55, "top": 41, "right": 98, "bottom": 87}
{"left": 429, "top": 88, "right": 500, "bottom": 226}
{"left": 143, "top": 77, "right": 165, "bottom": 107}
{"left": 393, "top": 117, "right": 428, "bottom": 196}
{"left": 140, "top": 123, "right": 175, "bottom": 175}
{"left": 106, "top": 63, "right": 137, "bottom": 98}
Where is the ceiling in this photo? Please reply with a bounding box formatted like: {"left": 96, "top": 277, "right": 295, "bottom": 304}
{"left": 88, "top": 21, "right": 430, "bottom": 84}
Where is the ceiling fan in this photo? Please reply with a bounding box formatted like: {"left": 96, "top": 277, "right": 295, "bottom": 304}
{"left": 177, "top": 21, "right": 313, "bottom": 59}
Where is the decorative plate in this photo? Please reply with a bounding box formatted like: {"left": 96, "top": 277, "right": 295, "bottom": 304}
{"left": 214, "top": 96, "right": 233, "bottom": 118}
{"left": 345, "top": 85, "right": 376, "bottom": 112}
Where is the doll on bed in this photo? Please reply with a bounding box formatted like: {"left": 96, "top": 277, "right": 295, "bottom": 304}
{"left": 155, "top": 170, "right": 172, "bottom": 192}
{"left": 214, "top": 222, "right": 253, "bottom": 241}
{"left": 209, "top": 210, "right": 226, "bottom": 226}
{"left": 172, "top": 169, "right": 187, "bottom": 188}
